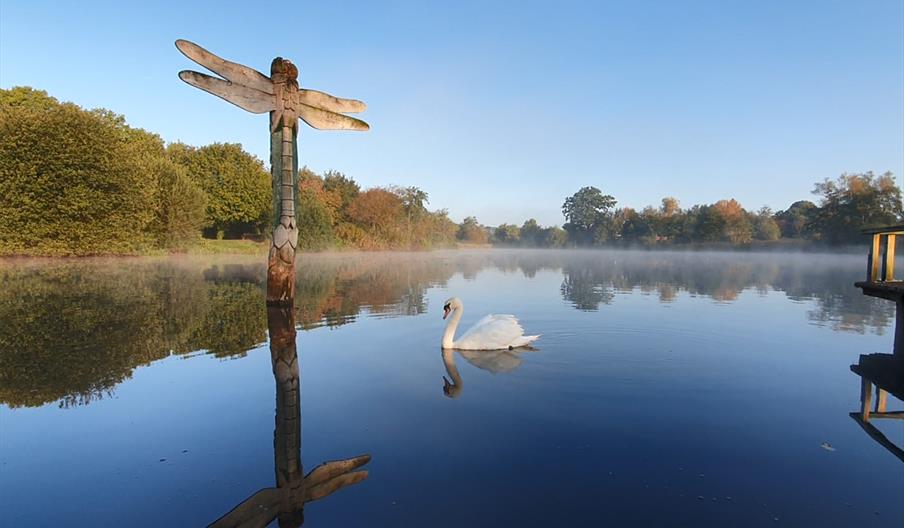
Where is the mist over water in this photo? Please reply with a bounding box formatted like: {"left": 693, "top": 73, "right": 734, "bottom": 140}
{"left": 0, "top": 250, "right": 901, "bottom": 526}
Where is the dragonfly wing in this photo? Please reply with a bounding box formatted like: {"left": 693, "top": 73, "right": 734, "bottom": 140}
{"left": 296, "top": 89, "right": 366, "bottom": 113}
{"left": 296, "top": 103, "right": 370, "bottom": 131}
{"left": 179, "top": 71, "right": 276, "bottom": 114}
{"left": 176, "top": 39, "right": 274, "bottom": 95}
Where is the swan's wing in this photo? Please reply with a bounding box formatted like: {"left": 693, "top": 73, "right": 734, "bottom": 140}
{"left": 455, "top": 314, "right": 527, "bottom": 350}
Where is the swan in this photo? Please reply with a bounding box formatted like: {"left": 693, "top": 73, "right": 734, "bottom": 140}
{"left": 441, "top": 297, "right": 540, "bottom": 350}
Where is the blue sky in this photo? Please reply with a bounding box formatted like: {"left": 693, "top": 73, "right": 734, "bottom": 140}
{"left": 2, "top": 0, "right": 902, "bottom": 226}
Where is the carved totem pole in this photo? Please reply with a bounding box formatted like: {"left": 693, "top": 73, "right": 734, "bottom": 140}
{"left": 175, "top": 40, "right": 369, "bottom": 305}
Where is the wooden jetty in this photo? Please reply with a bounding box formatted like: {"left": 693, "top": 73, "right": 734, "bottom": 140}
{"left": 851, "top": 225, "right": 904, "bottom": 462}
{"left": 854, "top": 224, "right": 904, "bottom": 357}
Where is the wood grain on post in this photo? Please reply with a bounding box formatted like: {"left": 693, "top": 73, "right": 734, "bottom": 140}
{"left": 860, "top": 377, "right": 874, "bottom": 422}
{"left": 870, "top": 233, "right": 882, "bottom": 281}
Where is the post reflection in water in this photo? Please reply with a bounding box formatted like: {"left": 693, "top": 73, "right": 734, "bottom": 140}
{"left": 208, "top": 306, "right": 371, "bottom": 528}
{"left": 849, "top": 353, "right": 904, "bottom": 463}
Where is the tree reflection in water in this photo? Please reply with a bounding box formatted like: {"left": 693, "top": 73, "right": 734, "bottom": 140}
{"left": 0, "top": 250, "right": 890, "bottom": 408}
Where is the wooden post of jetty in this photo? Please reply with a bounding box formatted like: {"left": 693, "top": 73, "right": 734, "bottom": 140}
{"left": 175, "top": 40, "right": 369, "bottom": 305}
{"left": 855, "top": 224, "right": 904, "bottom": 357}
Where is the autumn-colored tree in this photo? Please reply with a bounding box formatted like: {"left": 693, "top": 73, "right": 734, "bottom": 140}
{"left": 347, "top": 188, "right": 404, "bottom": 243}
{"left": 711, "top": 199, "right": 753, "bottom": 244}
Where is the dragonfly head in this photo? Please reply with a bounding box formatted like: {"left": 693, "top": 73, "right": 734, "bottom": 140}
{"left": 271, "top": 57, "right": 299, "bottom": 88}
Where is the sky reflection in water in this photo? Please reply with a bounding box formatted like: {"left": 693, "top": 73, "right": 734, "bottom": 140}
{"left": 0, "top": 250, "right": 901, "bottom": 527}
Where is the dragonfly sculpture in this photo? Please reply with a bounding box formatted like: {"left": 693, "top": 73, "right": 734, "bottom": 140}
{"left": 175, "top": 39, "right": 369, "bottom": 305}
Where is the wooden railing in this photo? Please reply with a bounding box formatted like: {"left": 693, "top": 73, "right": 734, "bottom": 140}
{"left": 864, "top": 225, "right": 904, "bottom": 282}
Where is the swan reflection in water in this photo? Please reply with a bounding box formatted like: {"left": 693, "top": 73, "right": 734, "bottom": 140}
{"left": 441, "top": 346, "right": 536, "bottom": 399}
{"left": 209, "top": 306, "right": 371, "bottom": 527}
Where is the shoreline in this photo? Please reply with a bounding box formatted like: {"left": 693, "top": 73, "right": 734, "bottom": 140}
{"left": 0, "top": 240, "right": 868, "bottom": 261}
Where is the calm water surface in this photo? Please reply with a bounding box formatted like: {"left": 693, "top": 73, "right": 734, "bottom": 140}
{"left": 1, "top": 250, "right": 902, "bottom": 527}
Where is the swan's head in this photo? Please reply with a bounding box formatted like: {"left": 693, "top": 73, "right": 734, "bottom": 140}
{"left": 442, "top": 297, "right": 462, "bottom": 320}
{"left": 443, "top": 376, "right": 462, "bottom": 398}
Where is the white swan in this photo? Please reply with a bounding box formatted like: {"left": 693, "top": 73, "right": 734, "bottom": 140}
{"left": 441, "top": 297, "right": 540, "bottom": 350}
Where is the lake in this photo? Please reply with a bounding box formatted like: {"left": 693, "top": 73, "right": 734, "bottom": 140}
{"left": 0, "top": 249, "right": 901, "bottom": 527}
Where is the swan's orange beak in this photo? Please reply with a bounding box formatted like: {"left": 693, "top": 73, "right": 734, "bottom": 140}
{"left": 443, "top": 306, "right": 450, "bottom": 320}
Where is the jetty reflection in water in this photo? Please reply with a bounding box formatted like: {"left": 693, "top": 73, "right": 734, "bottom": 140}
{"left": 849, "top": 353, "right": 904, "bottom": 463}
{"left": 208, "top": 306, "right": 370, "bottom": 527}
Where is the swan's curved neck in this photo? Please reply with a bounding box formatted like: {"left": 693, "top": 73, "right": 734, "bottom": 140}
{"left": 442, "top": 304, "right": 463, "bottom": 349}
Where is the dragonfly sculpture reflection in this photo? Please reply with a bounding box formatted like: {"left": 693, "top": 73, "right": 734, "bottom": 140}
{"left": 208, "top": 306, "right": 370, "bottom": 527}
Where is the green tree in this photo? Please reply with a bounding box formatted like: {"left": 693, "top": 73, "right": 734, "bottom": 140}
{"left": 690, "top": 205, "right": 725, "bottom": 242}
{"left": 809, "top": 172, "right": 902, "bottom": 244}
{"left": 494, "top": 224, "right": 521, "bottom": 245}
{"left": 562, "top": 186, "right": 617, "bottom": 245}
{"left": 168, "top": 142, "right": 271, "bottom": 238}
{"left": 775, "top": 200, "right": 817, "bottom": 239}
{"left": 542, "top": 226, "right": 569, "bottom": 247}
{"left": 752, "top": 207, "right": 781, "bottom": 241}
{"left": 150, "top": 158, "right": 207, "bottom": 248}
{"left": 392, "top": 185, "right": 430, "bottom": 246}
{"left": 0, "top": 87, "right": 162, "bottom": 255}
{"left": 296, "top": 184, "right": 336, "bottom": 250}
{"left": 458, "top": 216, "right": 489, "bottom": 244}
{"left": 657, "top": 197, "right": 684, "bottom": 241}
{"left": 323, "top": 169, "right": 360, "bottom": 214}
{"left": 520, "top": 219, "right": 542, "bottom": 247}
{"left": 620, "top": 208, "right": 654, "bottom": 242}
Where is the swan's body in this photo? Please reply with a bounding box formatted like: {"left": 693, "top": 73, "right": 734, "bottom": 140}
{"left": 441, "top": 297, "right": 540, "bottom": 350}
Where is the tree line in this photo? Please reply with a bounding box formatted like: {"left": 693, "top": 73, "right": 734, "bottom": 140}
{"left": 478, "top": 173, "right": 902, "bottom": 248}
{"left": 0, "top": 87, "right": 457, "bottom": 255}
{"left": 1, "top": 86, "right": 899, "bottom": 255}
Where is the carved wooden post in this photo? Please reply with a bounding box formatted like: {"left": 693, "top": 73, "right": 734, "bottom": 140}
{"left": 175, "top": 40, "right": 368, "bottom": 305}
{"left": 267, "top": 59, "right": 300, "bottom": 305}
